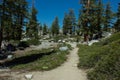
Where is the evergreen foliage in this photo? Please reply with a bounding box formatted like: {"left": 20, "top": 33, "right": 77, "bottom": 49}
{"left": 63, "top": 13, "right": 70, "bottom": 35}
{"left": 43, "top": 24, "right": 48, "bottom": 35}
{"left": 27, "top": 4, "right": 38, "bottom": 39}
{"left": 104, "top": 2, "right": 113, "bottom": 31}
{"left": 63, "top": 9, "right": 76, "bottom": 35}
{"left": 51, "top": 17, "right": 60, "bottom": 36}
{"left": 0, "top": 0, "right": 28, "bottom": 48}
{"left": 114, "top": 3, "right": 120, "bottom": 32}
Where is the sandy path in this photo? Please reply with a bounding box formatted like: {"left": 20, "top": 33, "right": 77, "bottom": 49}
{"left": 13, "top": 43, "right": 87, "bottom": 80}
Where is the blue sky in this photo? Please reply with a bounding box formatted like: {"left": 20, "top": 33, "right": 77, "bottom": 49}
{"left": 27, "top": 0, "right": 120, "bottom": 27}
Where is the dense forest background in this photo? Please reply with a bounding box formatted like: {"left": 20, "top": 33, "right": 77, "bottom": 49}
{"left": 0, "top": 0, "right": 120, "bottom": 48}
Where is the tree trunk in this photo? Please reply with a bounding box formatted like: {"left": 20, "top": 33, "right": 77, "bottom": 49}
{"left": 0, "top": 0, "right": 5, "bottom": 49}
{"left": 0, "top": 29, "right": 3, "bottom": 49}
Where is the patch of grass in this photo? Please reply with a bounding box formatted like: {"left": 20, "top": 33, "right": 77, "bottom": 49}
{"left": 5, "top": 45, "right": 70, "bottom": 71}
{"left": 31, "top": 50, "right": 68, "bottom": 71}
{"left": 77, "top": 45, "right": 102, "bottom": 69}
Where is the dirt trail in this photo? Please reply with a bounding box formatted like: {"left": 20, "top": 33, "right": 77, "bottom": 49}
{"left": 13, "top": 43, "right": 88, "bottom": 80}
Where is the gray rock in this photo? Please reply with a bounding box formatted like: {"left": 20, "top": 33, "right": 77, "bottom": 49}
{"left": 59, "top": 46, "right": 68, "bottom": 51}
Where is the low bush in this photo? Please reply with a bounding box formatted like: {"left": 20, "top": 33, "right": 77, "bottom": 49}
{"left": 27, "top": 39, "right": 41, "bottom": 45}
{"left": 9, "top": 40, "right": 20, "bottom": 46}
{"left": 17, "top": 41, "right": 29, "bottom": 48}
{"left": 87, "top": 40, "right": 120, "bottom": 80}
{"left": 78, "top": 32, "right": 120, "bottom": 80}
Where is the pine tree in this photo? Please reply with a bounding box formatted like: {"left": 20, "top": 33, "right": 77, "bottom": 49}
{"left": 38, "top": 23, "right": 43, "bottom": 36}
{"left": 97, "top": 0, "right": 103, "bottom": 32}
{"left": 80, "top": 0, "right": 93, "bottom": 41}
{"left": 0, "top": 0, "right": 5, "bottom": 49}
{"left": 43, "top": 24, "right": 48, "bottom": 35}
{"left": 79, "top": 0, "right": 104, "bottom": 40}
{"left": 27, "top": 1, "right": 38, "bottom": 39}
{"left": 0, "top": 0, "right": 28, "bottom": 48}
{"left": 114, "top": 3, "right": 120, "bottom": 32}
{"left": 1, "top": 0, "right": 28, "bottom": 40}
{"left": 51, "top": 17, "right": 59, "bottom": 36}
{"left": 63, "top": 13, "right": 69, "bottom": 35}
{"left": 104, "top": 2, "right": 112, "bottom": 31}
{"left": 77, "top": 9, "right": 82, "bottom": 35}
{"left": 15, "top": 0, "right": 28, "bottom": 40}
{"left": 68, "top": 9, "right": 76, "bottom": 35}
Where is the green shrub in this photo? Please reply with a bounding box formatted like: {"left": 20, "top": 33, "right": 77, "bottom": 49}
{"left": 78, "top": 40, "right": 119, "bottom": 69}
{"left": 18, "top": 41, "right": 29, "bottom": 48}
{"left": 9, "top": 40, "right": 20, "bottom": 46}
{"left": 78, "top": 32, "right": 120, "bottom": 80}
{"left": 27, "top": 39, "right": 41, "bottom": 45}
{"left": 87, "top": 40, "right": 120, "bottom": 80}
